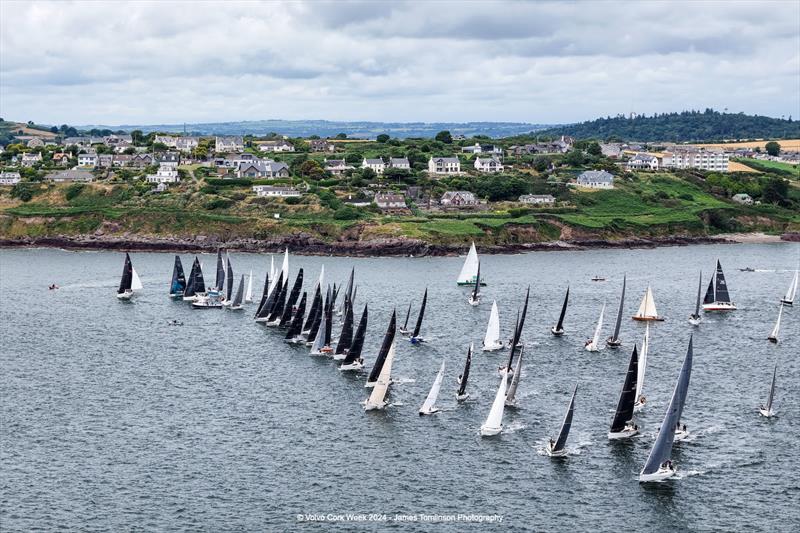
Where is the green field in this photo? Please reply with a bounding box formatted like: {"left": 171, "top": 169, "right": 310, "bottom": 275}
{"left": 738, "top": 158, "right": 799, "bottom": 175}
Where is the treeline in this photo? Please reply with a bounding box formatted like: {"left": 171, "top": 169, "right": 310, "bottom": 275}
{"left": 537, "top": 109, "right": 800, "bottom": 142}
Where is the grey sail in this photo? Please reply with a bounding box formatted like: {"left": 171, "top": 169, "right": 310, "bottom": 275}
{"left": 505, "top": 346, "right": 524, "bottom": 404}
{"left": 305, "top": 288, "right": 324, "bottom": 342}
{"left": 553, "top": 383, "right": 578, "bottom": 453}
{"left": 693, "top": 271, "right": 702, "bottom": 316}
{"left": 225, "top": 257, "right": 234, "bottom": 301}
{"left": 610, "top": 345, "right": 639, "bottom": 433}
{"left": 555, "top": 286, "right": 569, "bottom": 331}
{"left": 232, "top": 275, "right": 245, "bottom": 306}
{"left": 265, "top": 274, "right": 287, "bottom": 322}
{"left": 257, "top": 271, "right": 282, "bottom": 319}
{"left": 367, "top": 310, "right": 397, "bottom": 384}
{"left": 471, "top": 262, "right": 481, "bottom": 300}
{"left": 285, "top": 292, "right": 307, "bottom": 340}
{"left": 342, "top": 304, "right": 368, "bottom": 364}
{"left": 183, "top": 258, "right": 198, "bottom": 297}
{"left": 338, "top": 267, "right": 354, "bottom": 315}
{"left": 279, "top": 269, "right": 304, "bottom": 327}
{"left": 610, "top": 275, "right": 626, "bottom": 342}
{"left": 507, "top": 286, "right": 530, "bottom": 370}
{"left": 640, "top": 336, "right": 694, "bottom": 477}
{"left": 215, "top": 250, "right": 225, "bottom": 291}
{"left": 412, "top": 289, "right": 427, "bottom": 338}
{"left": 170, "top": 255, "right": 186, "bottom": 296}
{"left": 766, "top": 362, "right": 777, "bottom": 412}
{"left": 456, "top": 344, "right": 472, "bottom": 397}
{"left": 714, "top": 260, "right": 731, "bottom": 303}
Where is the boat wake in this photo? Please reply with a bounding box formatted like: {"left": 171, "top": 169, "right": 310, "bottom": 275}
{"left": 503, "top": 421, "right": 526, "bottom": 434}
{"left": 392, "top": 377, "right": 416, "bottom": 384}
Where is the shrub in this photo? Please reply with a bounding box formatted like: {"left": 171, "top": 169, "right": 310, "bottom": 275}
{"left": 64, "top": 183, "right": 85, "bottom": 201}
{"left": 285, "top": 196, "right": 301, "bottom": 205}
{"left": 333, "top": 205, "right": 361, "bottom": 220}
{"left": 205, "top": 197, "right": 234, "bottom": 210}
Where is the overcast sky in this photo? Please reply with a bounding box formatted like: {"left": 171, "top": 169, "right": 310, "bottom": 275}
{"left": 1, "top": 0, "right": 798, "bottom": 126}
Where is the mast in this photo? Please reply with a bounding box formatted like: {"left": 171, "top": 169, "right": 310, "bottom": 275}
{"left": 610, "top": 275, "right": 626, "bottom": 342}
{"left": 367, "top": 310, "right": 397, "bottom": 385}
{"left": 118, "top": 253, "right": 133, "bottom": 293}
{"left": 412, "top": 288, "right": 427, "bottom": 338}
{"left": 342, "top": 304, "right": 368, "bottom": 364}
{"left": 765, "top": 362, "right": 777, "bottom": 412}
{"left": 555, "top": 286, "right": 569, "bottom": 331}
{"left": 471, "top": 262, "right": 481, "bottom": 301}
{"left": 552, "top": 383, "right": 578, "bottom": 453}
{"left": 456, "top": 343, "right": 472, "bottom": 397}
{"left": 714, "top": 260, "right": 731, "bottom": 303}
{"left": 610, "top": 345, "right": 638, "bottom": 433}
{"left": 285, "top": 292, "right": 307, "bottom": 339}
{"left": 170, "top": 255, "right": 186, "bottom": 295}
{"left": 505, "top": 346, "right": 524, "bottom": 406}
{"left": 507, "top": 286, "right": 530, "bottom": 370}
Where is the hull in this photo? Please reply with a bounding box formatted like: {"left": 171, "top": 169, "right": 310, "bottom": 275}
{"left": 310, "top": 346, "right": 333, "bottom": 356}
{"left": 780, "top": 299, "right": 793, "bottom": 306}
{"left": 398, "top": 328, "right": 411, "bottom": 336}
{"left": 585, "top": 343, "right": 600, "bottom": 352}
{"left": 192, "top": 302, "right": 222, "bottom": 309}
{"left": 639, "top": 466, "right": 675, "bottom": 483}
{"left": 116, "top": 290, "right": 134, "bottom": 300}
{"left": 632, "top": 316, "right": 664, "bottom": 321}
{"left": 169, "top": 293, "right": 182, "bottom": 299}
{"left": 410, "top": 337, "right": 425, "bottom": 345}
{"left": 456, "top": 392, "right": 470, "bottom": 402}
{"left": 608, "top": 427, "right": 639, "bottom": 440}
{"left": 550, "top": 327, "right": 564, "bottom": 336}
{"left": 339, "top": 361, "right": 364, "bottom": 372}
{"left": 674, "top": 430, "right": 690, "bottom": 442}
{"left": 702, "top": 302, "right": 737, "bottom": 312}
{"left": 284, "top": 336, "right": 305, "bottom": 345}
{"left": 767, "top": 336, "right": 778, "bottom": 344}
{"left": 364, "top": 401, "right": 386, "bottom": 411}
{"left": 688, "top": 315, "right": 702, "bottom": 326}
{"left": 759, "top": 407, "right": 775, "bottom": 418}
{"left": 480, "top": 424, "right": 502, "bottom": 437}
{"left": 482, "top": 341, "right": 504, "bottom": 352}
{"left": 418, "top": 408, "right": 440, "bottom": 416}
{"left": 633, "top": 399, "right": 646, "bottom": 413}
{"left": 228, "top": 305, "right": 244, "bottom": 311}
{"left": 457, "top": 280, "right": 488, "bottom": 286}
{"left": 332, "top": 353, "right": 347, "bottom": 361}
{"left": 468, "top": 297, "right": 480, "bottom": 306}
{"left": 546, "top": 444, "right": 568, "bottom": 458}
{"left": 605, "top": 338, "right": 622, "bottom": 348}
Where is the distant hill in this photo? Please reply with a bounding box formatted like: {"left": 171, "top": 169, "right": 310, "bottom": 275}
{"left": 75, "top": 119, "right": 552, "bottom": 139}
{"left": 537, "top": 109, "right": 800, "bottom": 143}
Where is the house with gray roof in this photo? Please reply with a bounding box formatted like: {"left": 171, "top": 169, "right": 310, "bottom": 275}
{"left": 215, "top": 136, "right": 244, "bottom": 153}
{"left": 388, "top": 157, "right": 410, "bottom": 170}
{"left": 474, "top": 156, "right": 503, "bottom": 173}
{"left": 427, "top": 156, "right": 461, "bottom": 175}
{"left": 325, "top": 159, "right": 354, "bottom": 176}
{"left": 362, "top": 158, "right": 386, "bottom": 174}
{"left": 236, "top": 161, "right": 289, "bottom": 178}
{"left": 576, "top": 170, "right": 614, "bottom": 189}
{"left": 45, "top": 169, "right": 95, "bottom": 183}
{"left": 440, "top": 191, "right": 478, "bottom": 206}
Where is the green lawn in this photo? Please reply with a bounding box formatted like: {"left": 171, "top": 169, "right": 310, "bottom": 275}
{"left": 738, "top": 158, "right": 799, "bottom": 175}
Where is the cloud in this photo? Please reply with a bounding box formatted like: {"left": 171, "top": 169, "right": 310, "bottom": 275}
{"left": 0, "top": 0, "right": 797, "bottom": 125}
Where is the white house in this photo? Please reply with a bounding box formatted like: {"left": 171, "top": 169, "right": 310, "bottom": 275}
{"left": 428, "top": 156, "right": 461, "bottom": 175}
{"left": 474, "top": 156, "right": 504, "bottom": 173}
{"left": 258, "top": 140, "right": 295, "bottom": 152}
{"left": 252, "top": 185, "right": 301, "bottom": 197}
{"left": 324, "top": 159, "right": 355, "bottom": 176}
{"left": 309, "top": 139, "right": 336, "bottom": 152}
{"left": 440, "top": 191, "right": 478, "bottom": 206}
{"left": 732, "top": 193, "right": 753, "bottom": 205}
{"left": 236, "top": 161, "right": 290, "bottom": 178}
{"left": 662, "top": 147, "right": 730, "bottom": 172}
{"left": 576, "top": 170, "right": 614, "bottom": 189}
{"left": 519, "top": 194, "right": 556, "bottom": 205}
{"left": 374, "top": 192, "right": 406, "bottom": 209}
{"left": 21, "top": 152, "right": 43, "bottom": 167}
{"left": 215, "top": 136, "right": 244, "bottom": 153}
{"left": 626, "top": 153, "right": 660, "bottom": 171}
{"left": 146, "top": 164, "right": 180, "bottom": 184}
{"left": 77, "top": 152, "right": 98, "bottom": 168}
{"left": 362, "top": 158, "right": 386, "bottom": 174}
{"left": 45, "top": 169, "right": 94, "bottom": 183}
{"left": 158, "top": 152, "right": 181, "bottom": 169}
{"left": 462, "top": 143, "right": 502, "bottom": 155}
{"left": 0, "top": 171, "right": 21, "bottom": 185}
{"left": 387, "top": 157, "right": 410, "bottom": 170}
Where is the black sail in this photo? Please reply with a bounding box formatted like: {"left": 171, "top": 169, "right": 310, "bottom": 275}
{"left": 343, "top": 304, "right": 368, "bottom": 364}
{"left": 183, "top": 259, "right": 198, "bottom": 297}
{"left": 170, "top": 255, "right": 186, "bottom": 295}
{"left": 714, "top": 260, "right": 731, "bottom": 303}
{"left": 402, "top": 301, "right": 412, "bottom": 330}
{"left": 555, "top": 286, "right": 569, "bottom": 330}
{"left": 118, "top": 253, "right": 133, "bottom": 293}
{"left": 279, "top": 269, "right": 304, "bottom": 327}
{"left": 471, "top": 262, "right": 481, "bottom": 300}
{"left": 610, "top": 345, "right": 639, "bottom": 433}
{"left": 306, "top": 289, "right": 324, "bottom": 342}
{"left": 215, "top": 250, "right": 225, "bottom": 291}
{"left": 267, "top": 279, "right": 288, "bottom": 322}
{"left": 507, "top": 286, "right": 530, "bottom": 370}
{"left": 225, "top": 257, "right": 234, "bottom": 301}
{"left": 285, "top": 292, "right": 307, "bottom": 339}
{"left": 303, "top": 286, "right": 322, "bottom": 333}
{"left": 232, "top": 275, "right": 244, "bottom": 307}
{"left": 257, "top": 271, "right": 283, "bottom": 320}
{"left": 254, "top": 272, "right": 270, "bottom": 318}
{"left": 456, "top": 344, "right": 472, "bottom": 397}
{"left": 193, "top": 258, "right": 206, "bottom": 294}
{"left": 412, "top": 288, "right": 428, "bottom": 338}
{"left": 367, "top": 310, "right": 397, "bottom": 384}
{"left": 323, "top": 301, "right": 333, "bottom": 345}
{"left": 553, "top": 383, "right": 578, "bottom": 452}
{"left": 335, "top": 302, "right": 354, "bottom": 355}
{"left": 610, "top": 275, "right": 626, "bottom": 342}
{"left": 693, "top": 271, "right": 703, "bottom": 316}
{"left": 703, "top": 278, "right": 715, "bottom": 305}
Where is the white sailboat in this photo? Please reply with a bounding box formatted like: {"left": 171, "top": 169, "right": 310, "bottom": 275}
{"left": 245, "top": 270, "right": 253, "bottom": 303}
{"left": 633, "top": 285, "right": 663, "bottom": 321}
{"left": 780, "top": 268, "right": 797, "bottom": 305}
{"left": 633, "top": 323, "right": 649, "bottom": 413}
{"left": 364, "top": 342, "right": 396, "bottom": 411}
{"left": 759, "top": 361, "right": 777, "bottom": 418}
{"left": 457, "top": 241, "right": 485, "bottom": 286}
{"left": 585, "top": 304, "right": 605, "bottom": 352}
{"left": 482, "top": 301, "right": 505, "bottom": 351}
{"left": 480, "top": 370, "right": 508, "bottom": 436}
{"left": 419, "top": 360, "right": 445, "bottom": 415}
{"left": 767, "top": 304, "right": 782, "bottom": 344}
{"left": 504, "top": 346, "right": 524, "bottom": 407}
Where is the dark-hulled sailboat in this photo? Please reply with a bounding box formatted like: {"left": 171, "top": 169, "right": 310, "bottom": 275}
{"left": 608, "top": 344, "right": 639, "bottom": 440}
{"left": 702, "top": 260, "right": 736, "bottom": 311}
{"left": 456, "top": 343, "right": 472, "bottom": 401}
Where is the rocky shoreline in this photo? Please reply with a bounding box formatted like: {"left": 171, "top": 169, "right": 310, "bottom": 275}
{"left": 0, "top": 232, "right": 781, "bottom": 256}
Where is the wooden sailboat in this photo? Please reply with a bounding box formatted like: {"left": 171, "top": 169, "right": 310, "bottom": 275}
{"left": 467, "top": 262, "right": 481, "bottom": 306}
{"left": 608, "top": 344, "right": 639, "bottom": 439}
{"left": 366, "top": 310, "right": 396, "bottom": 387}
{"left": 780, "top": 268, "right": 797, "bottom": 306}
{"left": 606, "top": 275, "right": 626, "bottom": 347}
{"left": 409, "top": 288, "right": 427, "bottom": 344}
{"left": 245, "top": 270, "right": 254, "bottom": 303}
{"left": 584, "top": 303, "right": 605, "bottom": 352}
{"left": 504, "top": 346, "right": 524, "bottom": 407}
{"left": 419, "top": 360, "right": 446, "bottom": 415}
{"left": 480, "top": 370, "right": 509, "bottom": 436}
{"left": 227, "top": 275, "right": 245, "bottom": 311}
{"left": 633, "top": 285, "right": 663, "bottom": 321}
{"left": 702, "top": 260, "right": 736, "bottom": 311}
{"left": 399, "top": 301, "right": 412, "bottom": 336}
{"left": 639, "top": 336, "right": 693, "bottom": 482}
{"left": 546, "top": 383, "right": 578, "bottom": 458}
{"left": 456, "top": 343, "right": 472, "bottom": 401}
{"left": 182, "top": 257, "right": 205, "bottom": 301}
{"left": 116, "top": 253, "right": 142, "bottom": 300}
{"left": 482, "top": 301, "right": 505, "bottom": 351}
{"left": 550, "top": 286, "right": 569, "bottom": 336}
{"left": 689, "top": 271, "right": 703, "bottom": 325}
{"left": 284, "top": 292, "right": 307, "bottom": 344}
{"left": 767, "top": 304, "right": 782, "bottom": 343}
{"left": 456, "top": 241, "right": 486, "bottom": 286}
{"left": 364, "top": 342, "right": 397, "bottom": 411}
{"left": 340, "top": 304, "right": 368, "bottom": 371}
{"left": 759, "top": 361, "right": 777, "bottom": 418}
{"left": 633, "top": 323, "right": 649, "bottom": 413}
{"left": 169, "top": 255, "right": 186, "bottom": 298}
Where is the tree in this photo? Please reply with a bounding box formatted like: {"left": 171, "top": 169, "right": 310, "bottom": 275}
{"left": 376, "top": 134, "right": 390, "bottom": 143}
{"left": 435, "top": 130, "right": 453, "bottom": 144}
{"left": 335, "top": 133, "right": 348, "bottom": 139}
{"left": 298, "top": 159, "right": 326, "bottom": 180}
{"left": 586, "top": 141, "right": 602, "bottom": 156}
{"left": 765, "top": 141, "right": 781, "bottom": 156}
{"left": 564, "top": 149, "right": 585, "bottom": 167}
{"left": 761, "top": 177, "right": 789, "bottom": 206}
{"left": 532, "top": 156, "right": 549, "bottom": 172}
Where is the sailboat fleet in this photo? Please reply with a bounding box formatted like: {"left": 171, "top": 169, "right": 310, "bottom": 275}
{"left": 111, "top": 243, "right": 793, "bottom": 483}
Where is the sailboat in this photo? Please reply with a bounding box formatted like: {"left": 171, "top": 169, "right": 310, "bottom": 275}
{"left": 456, "top": 241, "right": 486, "bottom": 286}
{"left": 689, "top": 272, "right": 703, "bottom": 326}
{"left": 482, "top": 301, "right": 505, "bottom": 351}
{"left": 364, "top": 342, "right": 396, "bottom": 411}
{"left": 419, "top": 360, "right": 446, "bottom": 415}
{"left": 255, "top": 271, "right": 281, "bottom": 322}
{"left": 336, "top": 268, "right": 354, "bottom": 317}
{"left": 302, "top": 286, "right": 322, "bottom": 338}
{"left": 550, "top": 286, "right": 569, "bottom": 336}
{"left": 456, "top": 343, "right": 472, "bottom": 401}
{"left": 633, "top": 324, "right": 649, "bottom": 413}
{"left": 584, "top": 304, "right": 605, "bottom": 352}
{"left": 606, "top": 275, "right": 626, "bottom": 347}
{"left": 245, "top": 270, "right": 254, "bottom": 303}
{"left": 265, "top": 277, "right": 288, "bottom": 326}
{"left": 767, "top": 304, "right": 782, "bottom": 343}
{"left": 608, "top": 344, "right": 639, "bottom": 439}
{"left": 278, "top": 269, "right": 304, "bottom": 327}
{"left": 502, "top": 287, "right": 529, "bottom": 375}
{"left": 366, "top": 310, "right": 397, "bottom": 387}
{"left": 546, "top": 383, "right": 578, "bottom": 457}
{"left": 399, "top": 301, "right": 412, "bottom": 336}
{"left": 309, "top": 294, "right": 333, "bottom": 355}
{"left": 269, "top": 248, "right": 289, "bottom": 294}
{"left": 467, "top": 262, "right": 481, "bottom": 306}
{"left": 227, "top": 275, "right": 245, "bottom": 311}
{"left": 504, "top": 346, "right": 524, "bottom": 407}
{"left": 214, "top": 249, "right": 225, "bottom": 293}
{"left": 116, "top": 253, "right": 143, "bottom": 300}
{"left": 780, "top": 268, "right": 798, "bottom": 305}
{"left": 253, "top": 270, "right": 270, "bottom": 318}
{"left": 182, "top": 257, "right": 205, "bottom": 301}
{"left": 221, "top": 256, "right": 234, "bottom": 306}
{"left": 169, "top": 255, "right": 186, "bottom": 298}
{"left": 284, "top": 292, "right": 307, "bottom": 344}
{"left": 410, "top": 288, "right": 428, "bottom": 344}
{"left": 702, "top": 260, "right": 736, "bottom": 311}
{"left": 191, "top": 290, "right": 223, "bottom": 308}
{"left": 340, "top": 304, "right": 368, "bottom": 371}
{"left": 333, "top": 301, "right": 355, "bottom": 360}
{"left": 480, "top": 369, "right": 508, "bottom": 436}
{"left": 633, "top": 285, "right": 663, "bottom": 321}
{"left": 639, "top": 336, "right": 693, "bottom": 482}
{"left": 759, "top": 361, "right": 777, "bottom": 418}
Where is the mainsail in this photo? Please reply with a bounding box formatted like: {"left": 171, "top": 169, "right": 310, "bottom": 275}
{"left": 635, "top": 324, "right": 649, "bottom": 403}
{"left": 254, "top": 272, "right": 270, "bottom": 318}
{"left": 456, "top": 343, "right": 472, "bottom": 398}
{"left": 170, "top": 255, "right": 186, "bottom": 296}
{"left": 364, "top": 342, "right": 396, "bottom": 410}
{"left": 334, "top": 302, "right": 354, "bottom": 356}
{"left": 245, "top": 270, "right": 253, "bottom": 303}
{"left": 552, "top": 383, "right": 578, "bottom": 453}
{"left": 285, "top": 292, "right": 307, "bottom": 340}
{"left": 782, "top": 269, "right": 798, "bottom": 304}
{"left": 367, "top": 310, "right": 397, "bottom": 386}
{"left": 419, "top": 360, "right": 445, "bottom": 415}
{"left": 640, "top": 336, "right": 693, "bottom": 479}
{"left": 215, "top": 250, "right": 225, "bottom": 291}
{"left": 412, "top": 288, "right": 427, "bottom": 338}
{"left": 470, "top": 262, "right": 481, "bottom": 301}
{"left": 457, "top": 241, "right": 480, "bottom": 284}
{"left": 588, "top": 304, "right": 605, "bottom": 350}
{"left": 555, "top": 286, "right": 569, "bottom": 331}
{"left": 693, "top": 272, "right": 703, "bottom": 316}
{"left": 130, "top": 266, "right": 143, "bottom": 291}
{"left": 610, "top": 345, "right": 639, "bottom": 433}
{"left": 231, "top": 274, "right": 244, "bottom": 307}
{"left": 309, "top": 297, "right": 329, "bottom": 354}
{"left": 634, "top": 286, "right": 659, "bottom": 319}
{"left": 481, "top": 370, "right": 509, "bottom": 435}
{"left": 118, "top": 253, "right": 133, "bottom": 293}
{"left": 402, "top": 301, "right": 412, "bottom": 331}
{"left": 505, "top": 346, "right": 524, "bottom": 406}
{"left": 765, "top": 362, "right": 777, "bottom": 412}
{"left": 225, "top": 256, "right": 234, "bottom": 301}
{"left": 483, "top": 301, "right": 501, "bottom": 348}
{"left": 279, "top": 269, "right": 304, "bottom": 327}
{"left": 714, "top": 260, "right": 731, "bottom": 303}
{"left": 769, "top": 304, "right": 782, "bottom": 342}
{"left": 507, "top": 287, "right": 530, "bottom": 370}
{"left": 303, "top": 286, "right": 322, "bottom": 334}
{"left": 609, "top": 275, "right": 626, "bottom": 343}
{"left": 342, "top": 304, "right": 368, "bottom": 365}
{"left": 183, "top": 257, "right": 205, "bottom": 297}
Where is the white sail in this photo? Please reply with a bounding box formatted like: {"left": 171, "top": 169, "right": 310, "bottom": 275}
{"left": 769, "top": 305, "right": 782, "bottom": 341}
{"left": 419, "top": 360, "right": 445, "bottom": 415}
{"left": 245, "top": 270, "right": 253, "bottom": 302}
{"left": 131, "top": 267, "right": 143, "bottom": 290}
{"left": 457, "top": 242, "right": 479, "bottom": 284}
{"left": 270, "top": 256, "right": 276, "bottom": 280}
{"left": 635, "top": 323, "right": 649, "bottom": 402}
{"left": 783, "top": 270, "right": 798, "bottom": 303}
{"left": 483, "top": 301, "right": 501, "bottom": 347}
{"left": 586, "top": 304, "right": 605, "bottom": 351}
{"left": 481, "top": 370, "right": 508, "bottom": 435}
{"left": 365, "top": 342, "right": 396, "bottom": 410}
{"left": 635, "top": 286, "right": 659, "bottom": 319}
{"left": 281, "top": 248, "right": 289, "bottom": 281}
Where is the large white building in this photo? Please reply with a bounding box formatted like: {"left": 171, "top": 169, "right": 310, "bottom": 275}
{"left": 626, "top": 153, "right": 660, "bottom": 171}
{"left": 474, "top": 156, "right": 504, "bottom": 173}
{"left": 146, "top": 164, "right": 180, "bottom": 184}
{"left": 428, "top": 156, "right": 461, "bottom": 175}
{"left": 362, "top": 158, "right": 387, "bottom": 175}
{"left": 0, "top": 171, "right": 21, "bottom": 185}
{"left": 576, "top": 170, "right": 614, "bottom": 189}
{"left": 252, "top": 185, "right": 301, "bottom": 197}
{"left": 662, "top": 148, "right": 729, "bottom": 172}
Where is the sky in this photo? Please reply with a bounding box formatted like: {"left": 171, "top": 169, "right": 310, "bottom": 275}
{"left": 1, "top": 0, "right": 798, "bottom": 126}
